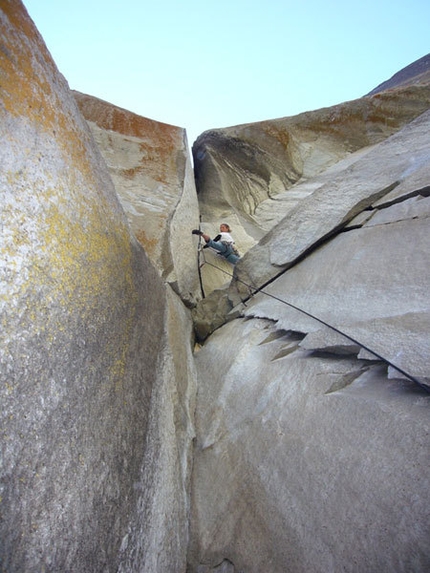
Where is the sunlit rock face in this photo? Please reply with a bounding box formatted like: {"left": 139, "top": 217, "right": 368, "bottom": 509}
{"left": 232, "top": 110, "right": 430, "bottom": 389}
{"left": 193, "top": 81, "right": 430, "bottom": 237}
{"left": 74, "top": 91, "right": 201, "bottom": 307}
{"left": 192, "top": 78, "right": 430, "bottom": 294}
{"left": 0, "top": 2, "right": 196, "bottom": 572}
{"left": 2, "top": 2, "right": 429, "bottom": 571}
{"left": 191, "top": 53, "right": 430, "bottom": 342}
{"left": 188, "top": 60, "right": 430, "bottom": 572}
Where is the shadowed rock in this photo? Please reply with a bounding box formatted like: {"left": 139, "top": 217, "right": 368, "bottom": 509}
{"left": 193, "top": 83, "right": 430, "bottom": 238}
{"left": 367, "top": 52, "right": 430, "bottom": 95}
{"left": 235, "top": 109, "right": 430, "bottom": 283}
{"left": 0, "top": 3, "right": 196, "bottom": 571}
{"left": 189, "top": 319, "right": 430, "bottom": 572}
{"left": 192, "top": 71, "right": 430, "bottom": 295}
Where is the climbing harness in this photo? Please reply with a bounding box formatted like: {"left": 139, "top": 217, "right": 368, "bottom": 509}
{"left": 197, "top": 248, "right": 429, "bottom": 393}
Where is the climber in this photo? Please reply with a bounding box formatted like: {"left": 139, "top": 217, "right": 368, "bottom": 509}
{"left": 192, "top": 223, "right": 240, "bottom": 265}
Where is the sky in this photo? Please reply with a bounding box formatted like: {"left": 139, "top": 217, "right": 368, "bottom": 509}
{"left": 24, "top": 0, "right": 430, "bottom": 149}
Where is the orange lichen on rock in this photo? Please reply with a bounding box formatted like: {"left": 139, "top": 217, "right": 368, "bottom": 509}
{"left": 261, "top": 123, "right": 292, "bottom": 150}
{"left": 73, "top": 91, "right": 183, "bottom": 160}
{"left": 0, "top": 0, "right": 140, "bottom": 375}
{"left": 0, "top": 3, "right": 108, "bottom": 197}
{"left": 134, "top": 229, "right": 159, "bottom": 259}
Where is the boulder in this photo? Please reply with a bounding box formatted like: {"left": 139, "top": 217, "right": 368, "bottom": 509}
{"left": 192, "top": 288, "right": 234, "bottom": 343}
{"left": 0, "top": 3, "right": 196, "bottom": 571}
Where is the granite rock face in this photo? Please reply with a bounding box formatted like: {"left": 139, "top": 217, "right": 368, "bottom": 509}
{"left": 73, "top": 91, "right": 201, "bottom": 307}
{"left": 2, "top": 3, "right": 429, "bottom": 572}
{"left": 192, "top": 110, "right": 430, "bottom": 350}
{"left": 0, "top": 3, "right": 195, "bottom": 571}
{"left": 193, "top": 81, "right": 430, "bottom": 237}
{"left": 192, "top": 78, "right": 430, "bottom": 295}
{"left": 189, "top": 319, "right": 430, "bottom": 573}
{"left": 231, "top": 110, "right": 430, "bottom": 389}
{"left": 188, "top": 62, "right": 430, "bottom": 571}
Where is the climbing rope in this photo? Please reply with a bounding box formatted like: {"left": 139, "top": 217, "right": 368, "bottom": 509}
{"left": 197, "top": 247, "right": 429, "bottom": 393}
{"left": 196, "top": 219, "right": 206, "bottom": 299}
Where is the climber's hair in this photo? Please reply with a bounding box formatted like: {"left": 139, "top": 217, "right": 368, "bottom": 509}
{"left": 221, "top": 223, "right": 231, "bottom": 232}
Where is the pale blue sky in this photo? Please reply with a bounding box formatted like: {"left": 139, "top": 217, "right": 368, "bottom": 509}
{"left": 24, "top": 0, "right": 429, "bottom": 148}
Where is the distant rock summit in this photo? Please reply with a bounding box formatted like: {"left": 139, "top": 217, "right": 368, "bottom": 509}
{"left": 367, "top": 52, "right": 430, "bottom": 95}
{"left": 1, "top": 3, "right": 429, "bottom": 572}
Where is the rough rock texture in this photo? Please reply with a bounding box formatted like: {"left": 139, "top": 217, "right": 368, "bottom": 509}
{"left": 2, "top": 3, "right": 430, "bottom": 572}
{"left": 192, "top": 288, "right": 235, "bottom": 342}
{"left": 193, "top": 80, "right": 430, "bottom": 238}
{"left": 117, "top": 288, "right": 197, "bottom": 573}
{"left": 232, "top": 110, "right": 430, "bottom": 389}
{"left": 192, "top": 79, "right": 430, "bottom": 295}
{"left": 73, "top": 91, "right": 201, "bottom": 307}
{"left": 236, "top": 108, "right": 430, "bottom": 275}
{"left": 0, "top": 2, "right": 195, "bottom": 571}
{"left": 189, "top": 319, "right": 430, "bottom": 573}
{"left": 188, "top": 60, "right": 430, "bottom": 572}
{"left": 193, "top": 109, "right": 430, "bottom": 354}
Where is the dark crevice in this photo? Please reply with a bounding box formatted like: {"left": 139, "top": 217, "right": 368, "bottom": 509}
{"left": 371, "top": 185, "right": 430, "bottom": 208}
{"left": 340, "top": 188, "right": 430, "bottom": 233}
{"left": 259, "top": 329, "right": 305, "bottom": 346}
